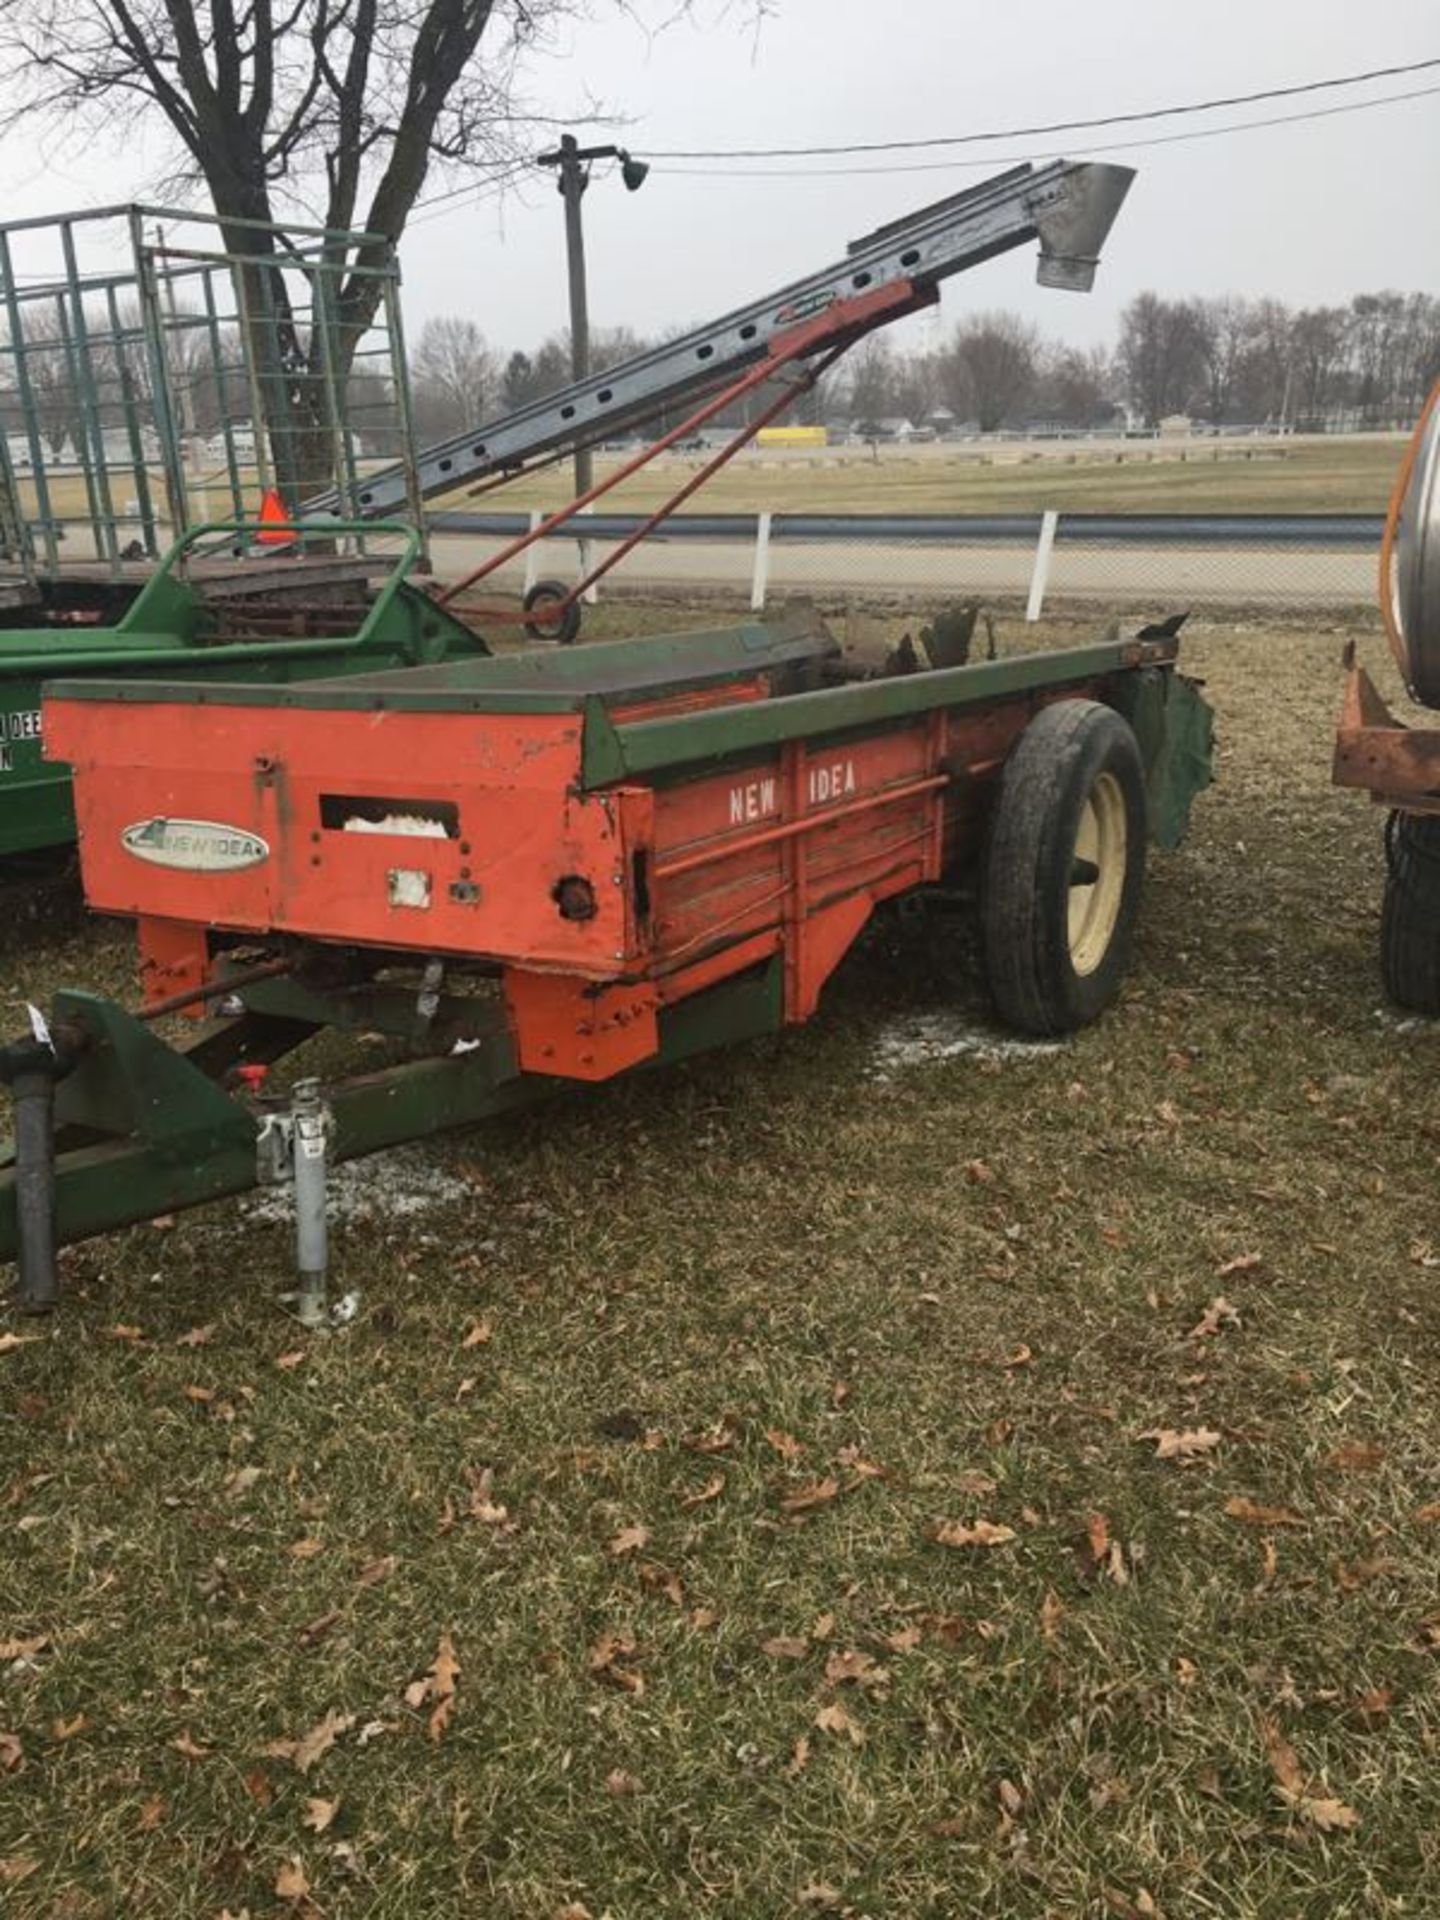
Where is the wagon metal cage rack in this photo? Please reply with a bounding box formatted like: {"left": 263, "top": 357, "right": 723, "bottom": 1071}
{"left": 0, "top": 200, "right": 422, "bottom": 593}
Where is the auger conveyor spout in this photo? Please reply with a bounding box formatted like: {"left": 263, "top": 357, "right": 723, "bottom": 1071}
{"left": 331, "top": 160, "right": 1134, "bottom": 522}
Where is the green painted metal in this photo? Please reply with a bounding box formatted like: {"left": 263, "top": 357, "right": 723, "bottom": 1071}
{"left": 0, "top": 961, "right": 785, "bottom": 1263}
{"left": 50, "top": 616, "right": 836, "bottom": 715}
{"left": 1109, "top": 665, "right": 1216, "bottom": 851}
{"left": 0, "top": 522, "right": 488, "bottom": 858}
{"left": 580, "top": 636, "right": 1176, "bottom": 787}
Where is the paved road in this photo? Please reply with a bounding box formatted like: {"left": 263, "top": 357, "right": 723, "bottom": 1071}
{"left": 430, "top": 531, "right": 1377, "bottom": 612}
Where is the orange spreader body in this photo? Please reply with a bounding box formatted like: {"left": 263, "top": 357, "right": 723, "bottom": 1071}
{"left": 44, "top": 623, "right": 1068, "bottom": 1082}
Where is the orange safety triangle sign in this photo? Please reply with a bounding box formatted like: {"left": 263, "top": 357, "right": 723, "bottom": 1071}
{"left": 256, "top": 488, "right": 293, "bottom": 546}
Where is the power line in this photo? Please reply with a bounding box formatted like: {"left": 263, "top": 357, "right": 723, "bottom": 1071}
{"left": 650, "top": 81, "right": 1440, "bottom": 179}
{"left": 638, "top": 54, "right": 1440, "bottom": 159}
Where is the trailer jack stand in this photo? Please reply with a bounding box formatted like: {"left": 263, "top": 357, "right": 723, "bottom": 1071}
{"left": 259, "top": 1077, "right": 334, "bottom": 1329}
{"left": 1, "top": 1029, "right": 82, "bottom": 1313}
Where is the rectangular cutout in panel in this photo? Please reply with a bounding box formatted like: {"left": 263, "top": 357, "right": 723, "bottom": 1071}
{"left": 320, "top": 793, "right": 459, "bottom": 839}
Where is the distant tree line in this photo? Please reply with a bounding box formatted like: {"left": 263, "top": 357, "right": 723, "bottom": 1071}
{"left": 409, "top": 289, "right": 1440, "bottom": 442}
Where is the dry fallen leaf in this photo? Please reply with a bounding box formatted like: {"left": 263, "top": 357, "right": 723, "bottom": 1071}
{"left": 785, "top": 1735, "right": 811, "bottom": 1778}
{"left": 608, "top": 1524, "right": 651, "bottom": 1558}
{"left": 1217, "top": 1252, "right": 1263, "bottom": 1276}
{"left": 224, "top": 1465, "right": 262, "bottom": 1499}
{"left": 1188, "top": 1296, "right": 1240, "bottom": 1338}
{"left": 289, "top": 1536, "right": 325, "bottom": 1561}
{"left": 886, "top": 1624, "right": 923, "bottom": 1655}
{"left": 355, "top": 1554, "right": 397, "bottom": 1588}
{"left": 761, "top": 1635, "right": 810, "bottom": 1660}
{"left": 824, "top": 1648, "right": 889, "bottom": 1690}
{"left": 1350, "top": 1686, "right": 1393, "bottom": 1729}
{"left": 933, "top": 1519, "right": 1017, "bottom": 1549}
{"left": 1323, "top": 1443, "right": 1385, "bottom": 1472}
{"left": 690, "top": 1606, "right": 719, "bottom": 1631}
{"left": 461, "top": 1320, "right": 493, "bottom": 1349}
{"left": 814, "top": 1701, "right": 864, "bottom": 1746}
{"left": 0, "top": 1634, "right": 49, "bottom": 1661}
{"left": 797, "top": 1887, "right": 844, "bottom": 1910}
{"left": 1225, "top": 1497, "right": 1304, "bottom": 1528}
{"left": 1087, "top": 1512, "right": 1111, "bottom": 1563}
{"left": 302, "top": 1796, "right": 340, "bottom": 1834}
{"left": 954, "top": 1469, "right": 998, "bottom": 1497}
{"left": 274, "top": 1349, "right": 307, "bottom": 1371}
{"left": 1261, "top": 1715, "right": 1360, "bottom": 1831}
{"left": 135, "top": 1796, "right": 165, "bottom": 1832}
{"left": 1040, "top": 1590, "right": 1064, "bottom": 1643}
{"left": 764, "top": 1428, "right": 805, "bottom": 1461}
{"left": 50, "top": 1713, "right": 87, "bottom": 1742}
{"left": 677, "top": 1474, "right": 725, "bottom": 1511}
{"left": 998, "top": 1778, "right": 1025, "bottom": 1818}
{"left": 636, "top": 1561, "right": 684, "bottom": 1606}
{"left": 174, "top": 1324, "right": 215, "bottom": 1348}
{"left": 170, "top": 1730, "right": 211, "bottom": 1760}
{"left": 1138, "top": 1427, "right": 1222, "bottom": 1461}
{"left": 588, "top": 1630, "right": 643, "bottom": 1697}
{"left": 0, "top": 1856, "right": 39, "bottom": 1885}
{"left": 779, "top": 1476, "right": 840, "bottom": 1515}
{"left": 402, "top": 1632, "right": 460, "bottom": 1741}
{"left": 0, "top": 1333, "right": 40, "bottom": 1356}
{"left": 810, "top": 1611, "right": 835, "bottom": 1642}
{"left": 107, "top": 1324, "right": 145, "bottom": 1343}
{"left": 292, "top": 1708, "right": 356, "bottom": 1774}
{"left": 605, "top": 1769, "right": 642, "bottom": 1797}
{"left": 0, "top": 1732, "right": 23, "bottom": 1773}
{"left": 275, "top": 1857, "right": 310, "bottom": 1903}
{"left": 1413, "top": 1501, "right": 1440, "bottom": 1524}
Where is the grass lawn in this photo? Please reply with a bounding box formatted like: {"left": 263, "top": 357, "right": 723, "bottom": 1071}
{"left": 442, "top": 435, "right": 1402, "bottom": 519}
{"left": 2, "top": 606, "right": 1439, "bottom": 1917}
{"left": 17, "top": 434, "right": 1402, "bottom": 541}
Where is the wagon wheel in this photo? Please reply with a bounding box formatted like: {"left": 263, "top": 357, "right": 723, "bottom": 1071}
{"left": 981, "top": 699, "right": 1148, "bottom": 1036}
{"left": 1380, "top": 810, "right": 1440, "bottom": 1013}
{"left": 523, "top": 579, "right": 583, "bottom": 645}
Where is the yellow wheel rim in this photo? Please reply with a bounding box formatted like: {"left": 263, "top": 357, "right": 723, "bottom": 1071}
{"left": 1067, "top": 770, "right": 1127, "bottom": 976}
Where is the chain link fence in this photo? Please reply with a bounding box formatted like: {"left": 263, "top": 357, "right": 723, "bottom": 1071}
{"left": 430, "top": 507, "right": 1383, "bottom": 632}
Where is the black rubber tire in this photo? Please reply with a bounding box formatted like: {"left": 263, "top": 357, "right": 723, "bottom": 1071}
{"left": 981, "top": 699, "right": 1148, "bottom": 1036}
{"left": 1380, "top": 811, "right": 1440, "bottom": 1012}
{"left": 523, "top": 579, "right": 582, "bottom": 645}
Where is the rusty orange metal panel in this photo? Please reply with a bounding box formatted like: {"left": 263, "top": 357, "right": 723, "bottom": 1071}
{"left": 48, "top": 698, "right": 645, "bottom": 974}
{"left": 503, "top": 969, "right": 659, "bottom": 1079}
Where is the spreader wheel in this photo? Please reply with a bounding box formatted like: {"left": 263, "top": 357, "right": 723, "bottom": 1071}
{"left": 523, "top": 579, "right": 582, "bottom": 645}
{"left": 1380, "top": 811, "right": 1440, "bottom": 1013}
{"left": 981, "top": 699, "right": 1148, "bottom": 1036}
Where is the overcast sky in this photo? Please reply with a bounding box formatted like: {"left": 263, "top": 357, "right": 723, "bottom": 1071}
{"left": 3, "top": 0, "right": 1437, "bottom": 361}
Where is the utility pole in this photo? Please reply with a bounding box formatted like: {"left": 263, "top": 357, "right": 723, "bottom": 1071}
{"left": 536, "top": 138, "right": 649, "bottom": 504}
{"left": 555, "top": 135, "right": 593, "bottom": 498}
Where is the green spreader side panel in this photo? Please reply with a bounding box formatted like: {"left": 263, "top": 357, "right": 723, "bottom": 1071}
{"left": 1109, "top": 666, "right": 1215, "bottom": 851}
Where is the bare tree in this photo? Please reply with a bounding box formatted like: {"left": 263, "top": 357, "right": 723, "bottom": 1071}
{"left": 1193, "top": 296, "right": 1253, "bottom": 426}
{"left": 0, "top": 1, "right": 748, "bottom": 493}
{"left": 941, "top": 311, "right": 1038, "bottom": 432}
{"left": 411, "top": 315, "right": 496, "bottom": 441}
{"left": 1117, "top": 293, "right": 1207, "bottom": 426}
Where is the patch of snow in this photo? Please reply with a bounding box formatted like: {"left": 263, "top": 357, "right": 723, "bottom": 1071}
{"left": 243, "top": 1145, "right": 474, "bottom": 1227}
{"left": 869, "top": 1010, "right": 1061, "bottom": 1081}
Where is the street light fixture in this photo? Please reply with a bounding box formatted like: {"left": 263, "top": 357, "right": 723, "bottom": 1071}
{"left": 535, "top": 136, "right": 649, "bottom": 497}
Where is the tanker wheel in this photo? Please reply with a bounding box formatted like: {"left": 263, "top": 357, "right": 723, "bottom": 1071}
{"left": 1380, "top": 810, "right": 1440, "bottom": 1013}
{"left": 981, "top": 699, "right": 1147, "bottom": 1036}
{"left": 523, "top": 579, "right": 582, "bottom": 645}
